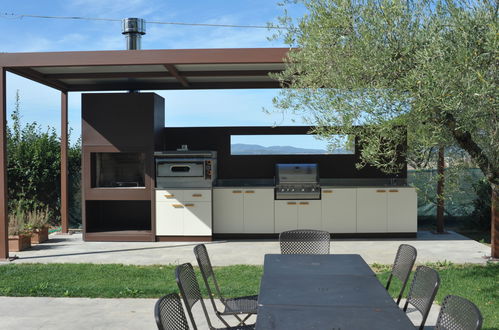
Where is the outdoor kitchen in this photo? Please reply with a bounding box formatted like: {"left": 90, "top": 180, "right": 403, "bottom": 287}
{"left": 81, "top": 92, "right": 416, "bottom": 242}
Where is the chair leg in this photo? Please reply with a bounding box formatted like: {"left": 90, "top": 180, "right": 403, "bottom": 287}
{"left": 215, "top": 311, "right": 231, "bottom": 327}
{"left": 239, "top": 313, "right": 253, "bottom": 325}
{"left": 396, "top": 293, "right": 403, "bottom": 305}
{"left": 386, "top": 274, "right": 393, "bottom": 290}
{"left": 231, "top": 314, "right": 244, "bottom": 325}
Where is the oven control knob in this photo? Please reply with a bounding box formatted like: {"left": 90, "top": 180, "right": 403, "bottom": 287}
{"left": 291, "top": 188, "right": 295, "bottom": 192}
{"left": 301, "top": 188, "right": 305, "bottom": 192}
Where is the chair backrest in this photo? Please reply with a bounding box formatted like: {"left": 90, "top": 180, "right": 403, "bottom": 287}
{"left": 175, "top": 263, "right": 214, "bottom": 330}
{"left": 403, "top": 265, "right": 440, "bottom": 330}
{"left": 279, "top": 229, "right": 330, "bottom": 254}
{"left": 435, "top": 295, "right": 483, "bottom": 330}
{"left": 154, "top": 293, "right": 190, "bottom": 330}
{"left": 386, "top": 244, "right": 417, "bottom": 304}
{"left": 193, "top": 244, "right": 223, "bottom": 297}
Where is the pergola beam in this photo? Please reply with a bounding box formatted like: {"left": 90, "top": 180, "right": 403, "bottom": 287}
{"left": 60, "top": 91, "right": 69, "bottom": 234}
{"left": 0, "top": 48, "right": 289, "bottom": 67}
{"left": 67, "top": 81, "right": 281, "bottom": 92}
{"left": 164, "top": 64, "right": 189, "bottom": 87}
{"left": 43, "top": 70, "right": 281, "bottom": 80}
{"left": 7, "top": 68, "right": 68, "bottom": 92}
{"left": 0, "top": 67, "right": 8, "bottom": 260}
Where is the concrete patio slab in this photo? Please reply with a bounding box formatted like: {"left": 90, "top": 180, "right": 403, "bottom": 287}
{"left": 0, "top": 296, "right": 439, "bottom": 330}
{"left": 4, "top": 231, "right": 490, "bottom": 266}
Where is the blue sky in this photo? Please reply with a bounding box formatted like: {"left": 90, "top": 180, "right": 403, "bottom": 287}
{"left": 1, "top": 0, "right": 308, "bottom": 145}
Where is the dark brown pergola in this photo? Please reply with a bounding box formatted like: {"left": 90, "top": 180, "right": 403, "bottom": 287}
{"left": 0, "top": 47, "right": 290, "bottom": 260}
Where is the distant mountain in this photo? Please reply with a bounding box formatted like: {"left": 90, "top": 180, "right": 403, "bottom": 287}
{"left": 231, "top": 143, "right": 329, "bottom": 155}
{"left": 231, "top": 143, "right": 354, "bottom": 155}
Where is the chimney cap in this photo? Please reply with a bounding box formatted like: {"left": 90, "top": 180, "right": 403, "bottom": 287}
{"left": 122, "top": 18, "right": 146, "bottom": 35}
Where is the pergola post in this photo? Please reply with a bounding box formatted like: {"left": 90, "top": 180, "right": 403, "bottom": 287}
{"left": 60, "top": 91, "right": 69, "bottom": 234}
{"left": 0, "top": 67, "right": 8, "bottom": 260}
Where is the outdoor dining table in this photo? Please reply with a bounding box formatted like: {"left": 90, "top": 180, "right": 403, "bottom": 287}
{"left": 255, "top": 254, "right": 415, "bottom": 330}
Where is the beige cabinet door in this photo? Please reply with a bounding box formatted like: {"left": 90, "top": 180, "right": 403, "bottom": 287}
{"left": 243, "top": 189, "right": 275, "bottom": 233}
{"left": 184, "top": 202, "right": 212, "bottom": 236}
{"left": 213, "top": 189, "right": 244, "bottom": 233}
{"left": 322, "top": 188, "right": 357, "bottom": 233}
{"left": 156, "top": 202, "right": 184, "bottom": 235}
{"left": 297, "top": 200, "right": 322, "bottom": 230}
{"left": 387, "top": 188, "right": 417, "bottom": 232}
{"left": 357, "top": 188, "right": 388, "bottom": 232}
{"left": 274, "top": 201, "right": 298, "bottom": 233}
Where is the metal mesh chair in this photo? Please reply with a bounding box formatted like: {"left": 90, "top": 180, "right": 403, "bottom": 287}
{"left": 194, "top": 244, "right": 257, "bottom": 327}
{"left": 403, "top": 265, "right": 440, "bottom": 330}
{"left": 279, "top": 229, "right": 330, "bottom": 254}
{"left": 435, "top": 295, "right": 483, "bottom": 330}
{"left": 154, "top": 293, "right": 190, "bottom": 330}
{"left": 386, "top": 244, "right": 417, "bottom": 305}
{"left": 175, "top": 263, "right": 255, "bottom": 330}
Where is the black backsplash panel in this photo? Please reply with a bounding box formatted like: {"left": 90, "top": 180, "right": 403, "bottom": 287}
{"left": 163, "top": 126, "right": 406, "bottom": 179}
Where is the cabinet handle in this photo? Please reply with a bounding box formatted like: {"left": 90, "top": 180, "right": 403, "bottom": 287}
{"left": 232, "top": 190, "right": 242, "bottom": 194}
{"left": 323, "top": 190, "right": 333, "bottom": 193}
{"left": 299, "top": 202, "right": 309, "bottom": 205}
{"left": 376, "top": 190, "right": 386, "bottom": 193}
{"left": 287, "top": 202, "right": 297, "bottom": 205}
{"left": 389, "top": 189, "right": 399, "bottom": 193}
{"left": 184, "top": 203, "right": 195, "bottom": 207}
{"left": 164, "top": 194, "right": 175, "bottom": 198}
{"left": 192, "top": 194, "right": 202, "bottom": 197}
{"left": 172, "top": 204, "right": 184, "bottom": 208}
{"left": 245, "top": 190, "right": 255, "bottom": 194}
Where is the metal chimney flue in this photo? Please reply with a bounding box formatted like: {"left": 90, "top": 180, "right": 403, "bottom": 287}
{"left": 122, "top": 18, "right": 146, "bottom": 50}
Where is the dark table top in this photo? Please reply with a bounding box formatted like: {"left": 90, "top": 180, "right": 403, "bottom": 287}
{"left": 258, "top": 274, "right": 395, "bottom": 308}
{"left": 256, "top": 254, "right": 414, "bottom": 330}
{"left": 256, "top": 305, "right": 415, "bottom": 330}
{"left": 263, "top": 254, "right": 375, "bottom": 277}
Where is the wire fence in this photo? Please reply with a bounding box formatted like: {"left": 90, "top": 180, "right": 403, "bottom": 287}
{"left": 408, "top": 168, "right": 485, "bottom": 218}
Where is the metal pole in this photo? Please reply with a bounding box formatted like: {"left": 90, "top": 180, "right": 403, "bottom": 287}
{"left": 0, "top": 67, "right": 9, "bottom": 260}
{"left": 60, "top": 91, "right": 69, "bottom": 234}
{"left": 122, "top": 18, "right": 146, "bottom": 50}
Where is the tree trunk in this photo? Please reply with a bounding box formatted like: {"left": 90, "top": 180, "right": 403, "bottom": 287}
{"left": 492, "top": 183, "right": 499, "bottom": 259}
{"left": 436, "top": 146, "right": 445, "bottom": 233}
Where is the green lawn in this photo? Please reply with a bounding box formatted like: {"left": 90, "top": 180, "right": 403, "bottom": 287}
{"left": 0, "top": 263, "right": 497, "bottom": 329}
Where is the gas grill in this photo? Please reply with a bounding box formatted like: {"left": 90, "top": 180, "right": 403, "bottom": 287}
{"left": 275, "top": 164, "right": 321, "bottom": 200}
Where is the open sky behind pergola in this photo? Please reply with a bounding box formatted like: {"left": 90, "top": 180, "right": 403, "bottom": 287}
{"left": 1, "top": 0, "right": 312, "bottom": 146}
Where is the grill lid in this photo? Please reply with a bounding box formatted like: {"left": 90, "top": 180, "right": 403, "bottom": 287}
{"left": 276, "top": 163, "right": 319, "bottom": 185}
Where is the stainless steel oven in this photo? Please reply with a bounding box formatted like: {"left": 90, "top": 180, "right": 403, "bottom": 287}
{"left": 275, "top": 163, "right": 321, "bottom": 200}
{"left": 154, "top": 151, "right": 217, "bottom": 188}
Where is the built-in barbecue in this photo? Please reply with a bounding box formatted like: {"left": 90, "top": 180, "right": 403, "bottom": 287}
{"left": 275, "top": 163, "right": 321, "bottom": 200}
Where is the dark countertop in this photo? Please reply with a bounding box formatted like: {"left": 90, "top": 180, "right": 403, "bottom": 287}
{"left": 214, "top": 178, "right": 408, "bottom": 188}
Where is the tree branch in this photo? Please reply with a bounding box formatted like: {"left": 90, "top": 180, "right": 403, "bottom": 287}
{"left": 444, "top": 112, "right": 497, "bottom": 184}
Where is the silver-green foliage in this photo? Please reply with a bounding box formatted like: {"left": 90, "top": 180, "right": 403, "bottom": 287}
{"left": 272, "top": 0, "right": 498, "bottom": 186}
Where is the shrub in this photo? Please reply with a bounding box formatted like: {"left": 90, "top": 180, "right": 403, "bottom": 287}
{"left": 8, "top": 202, "right": 30, "bottom": 236}
{"left": 469, "top": 178, "right": 492, "bottom": 230}
{"left": 7, "top": 90, "right": 82, "bottom": 227}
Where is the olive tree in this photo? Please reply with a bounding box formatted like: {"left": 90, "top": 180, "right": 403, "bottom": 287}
{"left": 272, "top": 0, "right": 498, "bottom": 256}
